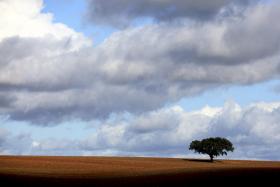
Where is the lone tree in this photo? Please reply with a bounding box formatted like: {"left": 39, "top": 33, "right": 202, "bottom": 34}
{"left": 189, "top": 137, "right": 234, "bottom": 162}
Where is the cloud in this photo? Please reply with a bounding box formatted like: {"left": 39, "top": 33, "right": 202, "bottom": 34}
{"left": 1, "top": 101, "right": 280, "bottom": 160}
{"left": 0, "top": 128, "right": 8, "bottom": 147}
{"left": 0, "top": 0, "right": 280, "bottom": 124}
{"left": 272, "top": 83, "right": 280, "bottom": 94}
{"left": 86, "top": 0, "right": 255, "bottom": 27}
{"left": 0, "top": 128, "right": 33, "bottom": 155}
{"left": 77, "top": 101, "right": 280, "bottom": 160}
{"left": 0, "top": 0, "right": 90, "bottom": 48}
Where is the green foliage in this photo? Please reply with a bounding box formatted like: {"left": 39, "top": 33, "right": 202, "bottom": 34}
{"left": 189, "top": 137, "right": 234, "bottom": 161}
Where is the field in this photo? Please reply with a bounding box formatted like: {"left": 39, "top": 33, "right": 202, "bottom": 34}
{"left": 0, "top": 156, "right": 279, "bottom": 186}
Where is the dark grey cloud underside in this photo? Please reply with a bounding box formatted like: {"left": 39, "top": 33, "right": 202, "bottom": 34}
{"left": 86, "top": 0, "right": 256, "bottom": 27}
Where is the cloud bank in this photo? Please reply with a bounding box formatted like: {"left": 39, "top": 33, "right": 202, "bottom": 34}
{"left": 1, "top": 101, "right": 280, "bottom": 160}
{"left": 86, "top": 0, "right": 256, "bottom": 27}
{"left": 0, "top": 0, "right": 280, "bottom": 125}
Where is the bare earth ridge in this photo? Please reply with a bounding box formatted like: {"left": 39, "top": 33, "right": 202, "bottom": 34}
{"left": 0, "top": 156, "right": 279, "bottom": 186}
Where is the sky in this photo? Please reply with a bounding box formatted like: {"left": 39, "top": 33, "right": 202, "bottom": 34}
{"left": 0, "top": 0, "right": 280, "bottom": 160}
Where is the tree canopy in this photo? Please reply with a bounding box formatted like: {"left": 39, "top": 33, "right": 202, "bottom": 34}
{"left": 189, "top": 137, "right": 234, "bottom": 162}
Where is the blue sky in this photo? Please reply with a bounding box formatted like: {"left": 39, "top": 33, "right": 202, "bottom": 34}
{"left": 0, "top": 0, "right": 280, "bottom": 160}
{"left": 43, "top": 0, "right": 116, "bottom": 45}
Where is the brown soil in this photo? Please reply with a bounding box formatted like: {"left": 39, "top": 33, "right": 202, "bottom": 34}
{"left": 0, "top": 156, "right": 279, "bottom": 186}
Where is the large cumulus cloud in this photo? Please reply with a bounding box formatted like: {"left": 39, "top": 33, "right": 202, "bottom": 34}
{"left": 0, "top": 0, "right": 280, "bottom": 125}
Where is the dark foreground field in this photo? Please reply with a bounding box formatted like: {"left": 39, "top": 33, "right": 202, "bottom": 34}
{"left": 0, "top": 156, "right": 279, "bottom": 186}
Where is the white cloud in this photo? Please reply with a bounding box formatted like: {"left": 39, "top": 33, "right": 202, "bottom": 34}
{"left": 0, "top": 0, "right": 91, "bottom": 49}
{"left": 31, "top": 141, "right": 40, "bottom": 148}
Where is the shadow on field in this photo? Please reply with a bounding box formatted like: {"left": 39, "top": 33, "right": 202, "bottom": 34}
{"left": 1, "top": 168, "right": 279, "bottom": 187}
{"left": 182, "top": 158, "right": 215, "bottom": 163}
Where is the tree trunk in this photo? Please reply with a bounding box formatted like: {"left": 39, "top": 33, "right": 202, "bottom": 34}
{"left": 210, "top": 155, "right": 213, "bottom": 162}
